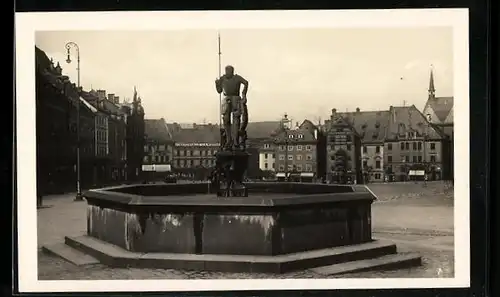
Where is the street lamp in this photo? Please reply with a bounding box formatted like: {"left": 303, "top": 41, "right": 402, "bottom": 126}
{"left": 65, "top": 41, "right": 83, "bottom": 201}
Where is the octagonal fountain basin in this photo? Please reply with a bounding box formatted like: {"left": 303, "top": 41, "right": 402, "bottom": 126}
{"left": 51, "top": 182, "right": 421, "bottom": 274}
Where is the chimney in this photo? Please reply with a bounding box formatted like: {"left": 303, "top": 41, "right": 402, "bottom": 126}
{"left": 108, "top": 93, "right": 115, "bottom": 102}
{"left": 356, "top": 107, "right": 360, "bottom": 113}
{"left": 390, "top": 106, "right": 396, "bottom": 123}
{"left": 96, "top": 90, "right": 106, "bottom": 101}
{"left": 114, "top": 96, "right": 120, "bottom": 104}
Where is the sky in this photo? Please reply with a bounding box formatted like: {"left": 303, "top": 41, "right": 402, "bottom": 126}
{"left": 35, "top": 27, "right": 453, "bottom": 123}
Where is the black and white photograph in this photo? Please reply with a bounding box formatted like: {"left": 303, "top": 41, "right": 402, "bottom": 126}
{"left": 16, "top": 9, "right": 470, "bottom": 292}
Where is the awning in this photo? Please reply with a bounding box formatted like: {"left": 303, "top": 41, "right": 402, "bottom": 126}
{"left": 276, "top": 173, "right": 287, "bottom": 177}
{"left": 300, "top": 172, "right": 314, "bottom": 177}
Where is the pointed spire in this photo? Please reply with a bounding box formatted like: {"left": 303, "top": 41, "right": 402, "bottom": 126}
{"left": 428, "top": 64, "right": 435, "bottom": 99}
{"left": 133, "top": 86, "right": 138, "bottom": 102}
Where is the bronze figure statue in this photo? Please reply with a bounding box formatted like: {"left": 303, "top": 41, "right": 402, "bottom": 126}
{"left": 215, "top": 65, "right": 249, "bottom": 151}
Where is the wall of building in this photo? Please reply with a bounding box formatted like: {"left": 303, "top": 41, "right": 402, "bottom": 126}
{"left": 361, "top": 143, "right": 384, "bottom": 182}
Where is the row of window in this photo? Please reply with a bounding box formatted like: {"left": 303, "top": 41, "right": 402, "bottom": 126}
{"left": 387, "top": 155, "right": 437, "bottom": 163}
{"left": 278, "top": 154, "right": 314, "bottom": 161}
{"left": 143, "top": 155, "right": 170, "bottom": 163}
{"left": 387, "top": 142, "right": 436, "bottom": 151}
{"left": 175, "top": 159, "right": 215, "bottom": 167}
{"left": 362, "top": 160, "right": 382, "bottom": 169}
{"left": 95, "top": 130, "right": 108, "bottom": 143}
{"left": 144, "top": 144, "right": 171, "bottom": 153}
{"left": 278, "top": 145, "right": 313, "bottom": 151}
{"left": 276, "top": 164, "right": 313, "bottom": 172}
{"left": 175, "top": 149, "right": 217, "bottom": 157}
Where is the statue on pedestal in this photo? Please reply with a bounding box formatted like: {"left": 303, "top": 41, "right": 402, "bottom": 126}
{"left": 212, "top": 64, "right": 250, "bottom": 197}
{"left": 215, "top": 65, "right": 249, "bottom": 151}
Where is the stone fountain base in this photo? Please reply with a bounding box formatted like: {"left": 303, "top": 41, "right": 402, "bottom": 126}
{"left": 42, "top": 182, "right": 421, "bottom": 274}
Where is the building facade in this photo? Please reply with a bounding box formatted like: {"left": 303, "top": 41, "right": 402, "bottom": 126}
{"left": 35, "top": 47, "right": 95, "bottom": 195}
{"left": 258, "top": 141, "right": 276, "bottom": 172}
{"left": 144, "top": 118, "right": 174, "bottom": 165}
{"left": 326, "top": 109, "right": 362, "bottom": 183}
{"left": 422, "top": 68, "right": 454, "bottom": 180}
{"left": 273, "top": 116, "right": 318, "bottom": 181}
{"left": 384, "top": 105, "right": 447, "bottom": 181}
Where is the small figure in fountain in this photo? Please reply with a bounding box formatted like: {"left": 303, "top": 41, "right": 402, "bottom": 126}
{"left": 213, "top": 65, "right": 250, "bottom": 197}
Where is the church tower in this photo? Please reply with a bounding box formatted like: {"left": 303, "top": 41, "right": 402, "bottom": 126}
{"left": 428, "top": 66, "right": 436, "bottom": 100}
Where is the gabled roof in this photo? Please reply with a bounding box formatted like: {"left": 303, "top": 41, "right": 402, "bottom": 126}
{"left": 246, "top": 121, "right": 282, "bottom": 139}
{"left": 424, "top": 96, "right": 454, "bottom": 124}
{"left": 145, "top": 118, "right": 174, "bottom": 142}
{"left": 169, "top": 124, "right": 220, "bottom": 144}
{"left": 273, "top": 120, "right": 317, "bottom": 143}
{"left": 386, "top": 105, "right": 445, "bottom": 140}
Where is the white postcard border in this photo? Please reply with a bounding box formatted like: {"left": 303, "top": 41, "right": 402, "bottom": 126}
{"left": 15, "top": 9, "right": 470, "bottom": 292}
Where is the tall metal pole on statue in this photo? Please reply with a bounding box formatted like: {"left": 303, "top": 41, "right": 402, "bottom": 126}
{"left": 65, "top": 41, "right": 83, "bottom": 201}
{"left": 218, "top": 32, "right": 222, "bottom": 128}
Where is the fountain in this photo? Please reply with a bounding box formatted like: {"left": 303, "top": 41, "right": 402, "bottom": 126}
{"left": 43, "top": 57, "right": 421, "bottom": 275}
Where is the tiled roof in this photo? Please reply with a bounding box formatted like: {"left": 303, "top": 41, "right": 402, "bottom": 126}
{"left": 273, "top": 120, "right": 317, "bottom": 143}
{"left": 386, "top": 105, "right": 445, "bottom": 140}
{"left": 246, "top": 121, "right": 282, "bottom": 139}
{"left": 326, "top": 111, "right": 389, "bottom": 142}
{"left": 425, "top": 96, "right": 454, "bottom": 123}
{"left": 169, "top": 123, "right": 220, "bottom": 144}
{"left": 145, "top": 119, "right": 174, "bottom": 142}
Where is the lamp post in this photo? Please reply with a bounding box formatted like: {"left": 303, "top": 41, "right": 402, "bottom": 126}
{"left": 65, "top": 41, "right": 83, "bottom": 201}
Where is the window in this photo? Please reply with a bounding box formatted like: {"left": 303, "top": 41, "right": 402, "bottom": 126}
{"left": 388, "top": 155, "right": 393, "bottom": 162}
{"left": 306, "top": 145, "right": 312, "bottom": 151}
{"left": 297, "top": 165, "right": 303, "bottom": 171}
{"left": 288, "top": 134, "right": 294, "bottom": 139}
{"left": 376, "top": 146, "right": 380, "bottom": 153}
{"left": 159, "top": 145, "right": 165, "bottom": 151}
{"left": 375, "top": 161, "right": 381, "bottom": 169}
{"left": 418, "top": 142, "right": 422, "bottom": 150}
{"left": 297, "top": 145, "right": 303, "bottom": 151}
{"left": 363, "top": 146, "right": 367, "bottom": 153}
{"left": 279, "top": 165, "right": 284, "bottom": 171}
{"left": 279, "top": 145, "right": 285, "bottom": 151}
{"left": 430, "top": 155, "right": 436, "bottom": 162}
{"left": 288, "top": 164, "right": 293, "bottom": 170}
{"left": 346, "top": 135, "right": 352, "bottom": 142}
{"left": 272, "top": 163, "right": 275, "bottom": 169}
{"left": 405, "top": 142, "right": 410, "bottom": 150}
{"left": 306, "top": 154, "right": 313, "bottom": 160}
{"left": 375, "top": 173, "right": 381, "bottom": 180}
{"left": 143, "top": 156, "right": 149, "bottom": 163}
{"left": 405, "top": 156, "right": 410, "bottom": 162}
{"left": 347, "top": 144, "right": 351, "bottom": 151}
{"left": 279, "top": 154, "right": 285, "bottom": 160}
{"left": 187, "top": 160, "right": 192, "bottom": 167}
{"left": 288, "top": 155, "right": 293, "bottom": 161}
{"left": 264, "top": 143, "right": 270, "bottom": 149}
{"left": 400, "top": 142, "right": 405, "bottom": 150}
{"left": 144, "top": 145, "right": 148, "bottom": 152}
{"left": 412, "top": 142, "right": 417, "bottom": 150}
{"left": 388, "top": 143, "right": 393, "bottom": 150}
{"left": 430, "top": 143, "right": 436, "bottom": 150}
{"left": 264, "top": 163, "right": 268, "bottom": 169}
{"left": 330, "top": 155, "right": 335, "bottom": 161}
{"left": 264, "top": 153, "right": 268, "bottom": 159}
{"left": 297, "top": 155, "right": 303, "bottom": 161}
{"left": 413, "top": 156, "right": 417, "bottom": 163}
{"left": 363, "top": 161, "right": 368, "bottom": 168}
{"left": 305, "top": 164, "right": 312, "bottom": 172}
{"left": 288, "top": 145, "right": 293, "bottom": 151}
{"left": 272, "top": 154, "right": 276, "bottom": 159}
{"left": 418, "top": 156, "right": 422, "bottom": 162}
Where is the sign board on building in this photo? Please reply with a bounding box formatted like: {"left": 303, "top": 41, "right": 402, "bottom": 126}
{"left": 142, "top": 164, "right": 172, "bottom": 172}
{"left": 174, "top": 143, "right": 220, "bottom": 147}
{"left": 408, "top": 170, "right": 425, "bottom": 176}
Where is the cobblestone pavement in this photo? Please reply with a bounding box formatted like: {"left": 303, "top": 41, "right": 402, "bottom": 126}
{"left": 37, "top": 182, "right": 455, "bottom": 280}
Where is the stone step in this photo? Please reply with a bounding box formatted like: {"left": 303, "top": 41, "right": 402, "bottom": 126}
{"left": 42, "top": 243, "right": 100, "bottom": 266}
{"left": 310, "top": 252, "right": 422, "bottom": 276}
{"left": 65, "top": 235, "right": 401, "bottom": 273}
